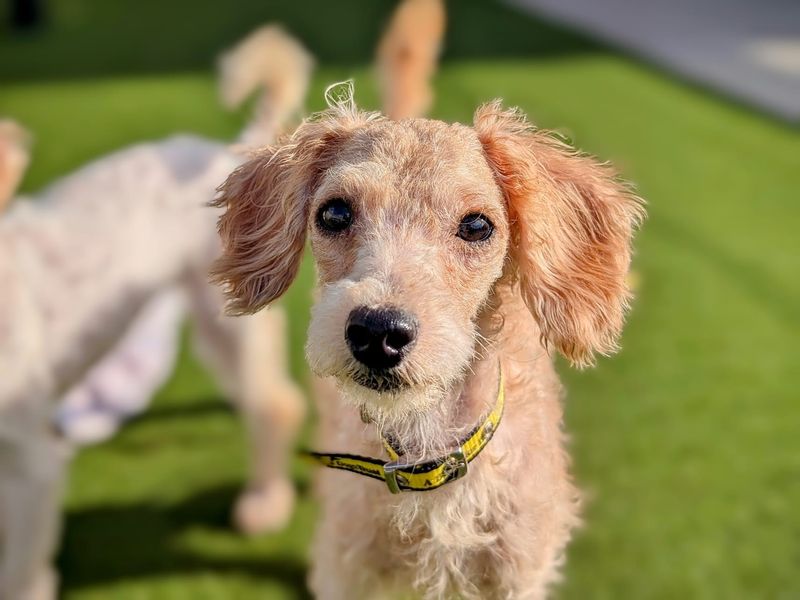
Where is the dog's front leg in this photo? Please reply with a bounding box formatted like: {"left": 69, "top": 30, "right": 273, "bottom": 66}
{"left": 0, "top": 407, "right": 70, "bottom": 600}
{"left": 309, "top": 480, "right": 407, "bottom": 600}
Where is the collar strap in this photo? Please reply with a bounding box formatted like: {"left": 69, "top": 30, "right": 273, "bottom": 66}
{"left": 305, "top": 366, "right": 505, "bottom": 494}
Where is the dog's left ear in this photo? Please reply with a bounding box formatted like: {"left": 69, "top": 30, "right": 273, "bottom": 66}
{"left": 475, "top": 102, "right": 644, "bottom": 367}
{"left": 212, "top": 114, "right": 356, "bottom": 315}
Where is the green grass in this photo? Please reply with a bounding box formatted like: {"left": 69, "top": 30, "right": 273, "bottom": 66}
{"left": 2, "top": 1, "right": 799, "bottom": 598}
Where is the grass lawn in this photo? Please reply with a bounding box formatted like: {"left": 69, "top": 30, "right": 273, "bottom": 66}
{"left": 2, "top": 1, "right": 798, "bottom": 598}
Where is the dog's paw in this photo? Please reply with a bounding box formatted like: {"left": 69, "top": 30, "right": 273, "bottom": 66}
{"left": 233, "top": 478, "right": 296, "bottom": 535}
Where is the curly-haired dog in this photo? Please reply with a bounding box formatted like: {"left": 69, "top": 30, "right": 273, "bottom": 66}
{"left": 0, "top": 26, "right": 310, "bottom": 600}
{"left": 212, "top": 87, "right": 644, "bottom": 599}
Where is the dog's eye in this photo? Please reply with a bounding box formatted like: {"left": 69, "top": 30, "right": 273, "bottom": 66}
{"left": 317, "top": 198, "right": 353, "bottom": 233}
{"left": 457, "top": 213, "right": 494, "bottom": 242}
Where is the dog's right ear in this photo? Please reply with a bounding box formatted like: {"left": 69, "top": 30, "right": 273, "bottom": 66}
{"left": 212, "top": 117, "right": 352, "bottom": 315}
{"left": 475, "top": 102, "right": 644, "bottom": 367}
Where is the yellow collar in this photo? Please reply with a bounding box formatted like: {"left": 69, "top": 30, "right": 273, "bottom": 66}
{"left": 305, "top": 366, "right": 505, "bottom": 494}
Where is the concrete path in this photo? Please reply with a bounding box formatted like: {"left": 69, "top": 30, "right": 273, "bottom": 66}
{"left": 505, "top": 0, "right": 800, "bottom": 122}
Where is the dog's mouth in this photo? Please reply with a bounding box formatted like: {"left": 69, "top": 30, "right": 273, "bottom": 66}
{"left": 351, "top": 368, "right": 408, "bottom": 393}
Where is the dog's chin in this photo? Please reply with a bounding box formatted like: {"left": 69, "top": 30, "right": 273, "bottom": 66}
{"left": 351, "top": 369, "right": 407, "bottom": 393}
{"left": 335, "top": 374, "right": 445, "bottom": 419}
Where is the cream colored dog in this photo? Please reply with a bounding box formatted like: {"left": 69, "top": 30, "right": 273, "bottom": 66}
{"left": 0, "top": 26, "right": 310, "bottom": 600}
{"left": 212, "top": 85, "right": 644, "bottom": 599}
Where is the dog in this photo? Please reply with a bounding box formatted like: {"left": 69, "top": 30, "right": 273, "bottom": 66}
{"left": 0, "top": 25, "right": 311, "bottom": 600}
{"left": 1, "top": 126, "right": 189, "bottom": 446}
{"left": 56, "top": 23, "right": 316, "bottom": 448}
{"left": 211, "top": 83, "right": 644, "bottom": 598}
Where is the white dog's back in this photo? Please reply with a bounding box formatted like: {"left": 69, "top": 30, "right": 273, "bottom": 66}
{"left": 0, "top": 136, "right": 238, "bottom": 408}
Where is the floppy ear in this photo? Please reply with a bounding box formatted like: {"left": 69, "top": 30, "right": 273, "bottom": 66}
{"left": 211, "top": 115, "right": 355, "bottom": 315}
{"left": 475, "top": 102, "right": 645, "bottom": 367}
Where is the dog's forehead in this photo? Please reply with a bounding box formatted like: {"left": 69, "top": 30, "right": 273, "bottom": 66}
{"left": 326, "top": 119, "right": 500, "bottom": 204}
{"left": 352, "top": 119, "right": 485, "bottom": 170}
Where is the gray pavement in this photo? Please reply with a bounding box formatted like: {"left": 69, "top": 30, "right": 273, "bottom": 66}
{"left": 505, "top": 0, "right": 800, "bottom": 122}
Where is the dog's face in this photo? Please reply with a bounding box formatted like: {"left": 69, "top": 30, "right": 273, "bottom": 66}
{"left": 213, "top": 100, "right": 643, "bottom": 414}
{"left": 304, "top": 120, "right": 510, "bottom": 411}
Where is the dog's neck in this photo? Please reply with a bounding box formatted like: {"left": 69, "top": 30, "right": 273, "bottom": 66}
{"left": 362, "top": 288, "right": 519, "bottom": 462}
{"left": 361, "top": 358, "right": 497, "bottom": 462}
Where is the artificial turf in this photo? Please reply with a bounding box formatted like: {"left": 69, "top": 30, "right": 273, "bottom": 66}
{"left": 1, "top": 1, "right": 798, "bottom": 598}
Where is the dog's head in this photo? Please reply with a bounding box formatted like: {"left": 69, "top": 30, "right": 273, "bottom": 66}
{"left": 213, "top": 96, "right": 643, "bottom": 415}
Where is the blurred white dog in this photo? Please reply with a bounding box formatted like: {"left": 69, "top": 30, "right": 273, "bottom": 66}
{"left": 0, "top": 25, "right": 311, "bottom": 600}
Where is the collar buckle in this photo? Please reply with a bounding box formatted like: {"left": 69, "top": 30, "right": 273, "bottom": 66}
{"left": 383, "top": 446, "right": 468, "bottom": 494}
{"left": 445, "top": 446, "right": 469, "bottom": 481}
{"left": 382, "top": 460, "right": 405, "bottom": 494}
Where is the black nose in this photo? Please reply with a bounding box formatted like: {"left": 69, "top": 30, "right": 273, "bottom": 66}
{"left": 345, "top": 306, "right": 418, "bottom": 370}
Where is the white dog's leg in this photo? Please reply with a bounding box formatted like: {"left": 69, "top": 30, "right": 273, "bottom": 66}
{"left": 184, "top": 271, "right": 305, "bottom": 534}
{"left": 0, "top": 412, "right": 69, "bottom": 600}
{"left": 232, "top": 307, "right": 305, "bottom": 535}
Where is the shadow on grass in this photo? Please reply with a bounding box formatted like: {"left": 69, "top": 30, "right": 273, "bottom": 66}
{"left": 58, "top": 482, "right": 311, "bottom": 597}
{"left": 128, "top": 396, "right": 234, "bottom": 423}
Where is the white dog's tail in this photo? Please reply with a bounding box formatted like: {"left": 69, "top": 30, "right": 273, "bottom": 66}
{"left": 376, "top": 0, "right": 446, "bottom": 120}
{"left": 218, "top": 25, "right": 315, "bottom": 147}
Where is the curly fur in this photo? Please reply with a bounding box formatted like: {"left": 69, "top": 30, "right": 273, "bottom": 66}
{"left": 475, "top": 102, "right": 645, "bottom": 366}
{"left": 213, "top": 84, "right": 644, "bottom": 598}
